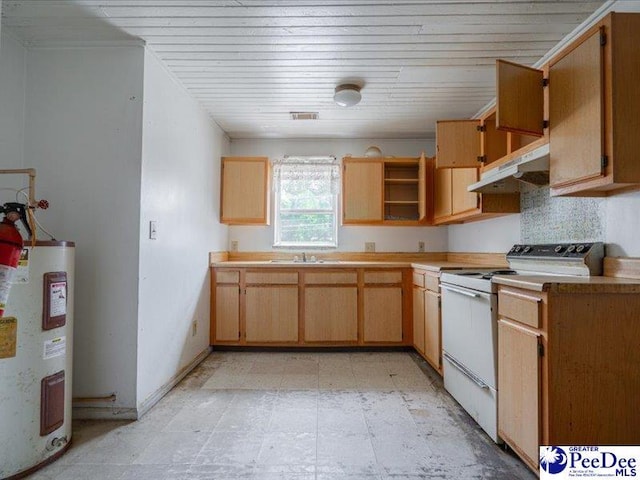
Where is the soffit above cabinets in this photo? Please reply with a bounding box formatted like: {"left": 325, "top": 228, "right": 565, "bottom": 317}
{"left": 1, "top": 1, "right": 605, "bottom": 139}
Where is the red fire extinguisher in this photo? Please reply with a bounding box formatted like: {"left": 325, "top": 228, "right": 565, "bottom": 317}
{"left": 0, "top": 204, "right": 26, "bottom": 318}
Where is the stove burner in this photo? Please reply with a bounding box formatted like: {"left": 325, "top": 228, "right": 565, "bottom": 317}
{"left": 481, "top": 270, "right": 518, "bottom": 280}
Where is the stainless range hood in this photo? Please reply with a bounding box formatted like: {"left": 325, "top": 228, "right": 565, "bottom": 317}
{"left": 467, "top": 143, "right": 550, "bottom": 194}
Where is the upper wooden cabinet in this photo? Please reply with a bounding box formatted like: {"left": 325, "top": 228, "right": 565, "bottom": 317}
{"left": 436, "top": 111, "right": 539, "bottom": 172}
{"left": 343, "top": 155, "right": 429, "bottom": 225}
{"left": 220, "top": 156, "right": 270, "bottom": 225}
{"left": 342, "top": 159, "right": 384, "bottom": 223}
{"left": 548, "top": 13, "right": 640, "bottom": 196}
{"left": 433, "top": 165, "right": 519, "bottom": 225}
{"left": 496, "top": 60, "right": 545, "bottom": 136}
{"left": 435, "top": 120, "right": 480, "bottom": 168}
{"left": 433, "top": 167, "right": 452, "bottom": 220}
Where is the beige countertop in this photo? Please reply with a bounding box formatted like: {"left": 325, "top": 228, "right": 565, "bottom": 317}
{"left": 211, "top": 260, "right": 412, "bottom": 268}
{"left": 493, "top": 274, "right": 640, "bottom": 293}
{"left": 212, "top": 260, "right": 505, "bottom": 270}
{"left": 411, "top": 262, "right": 504, "bottom": 272}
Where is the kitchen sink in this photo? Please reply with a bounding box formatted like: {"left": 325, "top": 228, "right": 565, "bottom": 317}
{"left": 269, "top": 259, "right": 341, "bottom": 264}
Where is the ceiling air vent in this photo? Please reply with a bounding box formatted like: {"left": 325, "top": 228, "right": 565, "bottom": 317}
{"left": 290, "top": 112, "right": 319, "bottom": 120}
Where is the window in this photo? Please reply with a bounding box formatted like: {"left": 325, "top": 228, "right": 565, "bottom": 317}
{"left": 273, "top": 156, "right": 340, "bottom": 248}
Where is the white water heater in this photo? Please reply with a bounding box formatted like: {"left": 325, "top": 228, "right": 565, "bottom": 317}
{"left": 0, "top": 242, "right": 74, "bottom": 479}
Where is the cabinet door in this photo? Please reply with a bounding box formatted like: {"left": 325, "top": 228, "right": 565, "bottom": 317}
{"left": 215, "top": 285, "right": 240, "bottom": 342}
{"left": 436, "top": 120, "right": 481, "bottom": 168}
{"left": 424, "top": 290, "right": 441, "bottom": 371}
{"left": 480, "top": 110, "right": 508, "bottom": 165}
{"left": 549, "top": 28, "right": 604, "bottom": 188}
{"left": 363, "top": 287, "right": 403, "bottom": 342}
{"left": 221, "top": 157, "right": 269, "bottom": 224}
{"left": 245, "top": 286, "right": 298, "bottom": 342}
{"left": 496, "top": 60, "right": 544, "bottom": 136}
{"left": 418, "top": 153, "right": 427, "bottom": 221}
{"left": 433, "top": 167, "right": 452, "bottom": 220}
{"left": 304, "top": 287, "right": 358, "bottom": 342}
{"left": 498, "top": 320, "right": 541, "bottom": 468}
{"left": 343, "top": 160, "right": 383, "bottom": 223}
{"left": 451, "top": 168, "right": 479, "bottom": 215}
{"left": 412, "top": 286, "right": 425, "bottom": 354}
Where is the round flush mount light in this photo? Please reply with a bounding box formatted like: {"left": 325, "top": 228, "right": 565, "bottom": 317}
{"left": 334, "top": 84, "right": 362, "bottom": 107}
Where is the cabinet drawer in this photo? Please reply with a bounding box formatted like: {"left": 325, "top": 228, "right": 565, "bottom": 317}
{"left": 245, "top": 271, "right": 298, "bottom": 285}
{"left": 412, "top": 271, "right": 425, "bottom": 287}
{"left": 364, "top": 270, "right": 403, "bottom": 284}
{"left": 216, "top": 270, "right": 240, "bottom": 284}
{"left": 305, "top": 272, "right": 357, "bottom": 285}
{"left": 498, "top": 289, "right": 542, "bottom": 328}
{"left": 425, "top": 274, "right": 440, "bottom": 292}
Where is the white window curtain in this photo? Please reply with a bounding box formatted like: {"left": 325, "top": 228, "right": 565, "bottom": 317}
{"left": 272, "top": 156, "right": 341, "bottom": 194}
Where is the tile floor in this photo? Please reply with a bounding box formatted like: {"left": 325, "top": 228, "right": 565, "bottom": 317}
{"left": 29, "top": 351, "right": 536, "bottom": 480}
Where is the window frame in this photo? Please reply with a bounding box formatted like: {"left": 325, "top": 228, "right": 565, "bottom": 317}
{"left": 272, "top": 161, "right": 340, "bottom": 249}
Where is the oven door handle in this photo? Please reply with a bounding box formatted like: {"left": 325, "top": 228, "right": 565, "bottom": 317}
{"left": 443, "top": 352, "right": 489, "bottom": 389}
{"left": 441, "top": 284, "right": 481, "bottom": 298}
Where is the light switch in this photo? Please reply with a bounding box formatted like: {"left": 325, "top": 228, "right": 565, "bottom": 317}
{"left": 149, "top": 221, "right": 158, "bottom": 240}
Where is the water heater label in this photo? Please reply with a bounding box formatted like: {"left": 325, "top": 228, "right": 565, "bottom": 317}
{"left": 49, "top": 282, "right": 67, "bottom": 317}
{"left": 0, "top": 317, "right": 17, "bottom": 359}
{"left": 43, "top": 336, "right": 66, "bottom": 360}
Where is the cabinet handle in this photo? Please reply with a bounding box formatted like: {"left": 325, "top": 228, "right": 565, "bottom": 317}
{"left": 500, "top": 289, "right": 541, "bottom": 304}
{"left": 443, "top": 352, "right": 488, "bottom": 389}
{"left": 441, "top": 285, "right": 479, "bottom": 298}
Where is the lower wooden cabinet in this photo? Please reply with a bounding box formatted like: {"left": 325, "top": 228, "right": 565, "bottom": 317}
{"left": 412, "top": 286, "right": 426, "bottom": 354}
{"left": 211, "top": 267, "right": 409, "bottom": 346}
{"left": 245, "top": 286, "right": 298, "bottom": 342}
{"left": 411, "top": 269, "right": 442, "bottom": 374}
{"left": 423, "top": 290, "right": 441, "bottom": 371}
{"left": 498, "top": 318, "right": 541, "bottom": 468}
{"left": 214, "top": 285, "right": 240, "bottom": 342}
{"left": 363, "top": 287, "right": 403, "bottom": 342}
{"left": 497, "top": 284, "right": 640, "bottom": 473}
{"left": 304, "top": 287, "right": 358, "bottom": 342}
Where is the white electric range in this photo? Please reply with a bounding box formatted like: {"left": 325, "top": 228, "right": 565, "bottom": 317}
{"left": 439, "top": 242, "right": 605, "bottom": 443}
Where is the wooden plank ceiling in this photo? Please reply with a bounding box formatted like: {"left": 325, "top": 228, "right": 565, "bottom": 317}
{"left": 2, "top": 0, "right": 604, "bottom": 138}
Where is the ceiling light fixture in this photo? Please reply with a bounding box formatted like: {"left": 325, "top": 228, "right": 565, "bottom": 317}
{"left": 333, "top": 84, "right": 361, "bottom": 107}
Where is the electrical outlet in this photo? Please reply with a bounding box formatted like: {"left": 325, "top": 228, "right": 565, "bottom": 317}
{"left": 230, "top": 240, "right": 239, "bottom": 251}
{"left": 192, "top": 320, "right": 197, "bottom": 336}
{"left": 365, "top": 242, "right": 376, "bottom": 253}
{"left": 418, "top": 241, "right": 425, "bottom": 252}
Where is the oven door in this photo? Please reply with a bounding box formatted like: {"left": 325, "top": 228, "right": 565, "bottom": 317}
{"left": 440, "top": 283, "right": 498, "bottom": 389}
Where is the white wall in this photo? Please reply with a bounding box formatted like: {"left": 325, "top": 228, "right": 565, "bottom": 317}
{"left": 0, "top": 32, "right": 27, "bottom": 194}
{"left": 136, "top": 50, "right": 229, "bottom": 407}
{"left": 606, "top": 191, "right": 640, "bottom": 257}
{"left": 23, "top": 46, "right": 145, "bottom": 411}
{"left": 448, "top": 215, "right": 521, "bottom": 253}
{"left": 229, "top": 138, "right": 448, "bottom": 252}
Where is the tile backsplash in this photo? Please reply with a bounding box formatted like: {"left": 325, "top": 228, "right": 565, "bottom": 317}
{"left": 520, "top": 184, "right": 606, "bottom": 243}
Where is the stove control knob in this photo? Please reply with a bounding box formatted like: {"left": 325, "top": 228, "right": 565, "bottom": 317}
{"left": 513, "top": 246, "right": 521, "bottom": 253}
{"left": 554, "top": 245, "right": 565, "bottom": 253}
{"left": 567, "top": 245, "right": 576, "bottom": 253}
{"left": 576, "top": 244, "right": 586, "bottom": 253}
{"left": 523, "top": 246, "right": 532, "bottom": 253}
